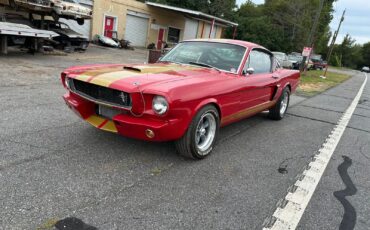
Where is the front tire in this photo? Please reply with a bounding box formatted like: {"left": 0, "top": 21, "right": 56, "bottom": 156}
{"left": 269, "top": 87, "right": 290, "bottom": 120}
{"left": 175, "top": 105, "right": 219, "bottom": 159}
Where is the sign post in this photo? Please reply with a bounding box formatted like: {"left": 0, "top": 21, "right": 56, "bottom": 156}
{"left": 300, "top": 47, "right": 312, "bottom": 73}
{"left": 302, "top": 47, "right": 312, "bottom": 57}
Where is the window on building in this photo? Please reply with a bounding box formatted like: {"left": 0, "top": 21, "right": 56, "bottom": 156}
{"left": 167, "top": 27, "right": 181, "bottom": 43}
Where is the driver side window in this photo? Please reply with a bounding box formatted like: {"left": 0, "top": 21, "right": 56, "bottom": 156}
{"left": 245, "top": 50, "right": 272, "bottom": 74}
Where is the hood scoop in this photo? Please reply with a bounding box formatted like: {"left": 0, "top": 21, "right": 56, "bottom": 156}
{"left": 124, "top": 66, "right": 142, "bottom": 72}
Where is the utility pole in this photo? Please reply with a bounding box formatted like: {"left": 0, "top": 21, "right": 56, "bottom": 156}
{"left": 323, "top": 9, "right": 346, "bottom": 77}
{"left": 301, "top": 0, "right": 325, "bottom": 72}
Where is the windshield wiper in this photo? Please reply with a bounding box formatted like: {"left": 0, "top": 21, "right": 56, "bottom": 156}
{"left": 188, "top": 62, "right": 222, "bottom": 72}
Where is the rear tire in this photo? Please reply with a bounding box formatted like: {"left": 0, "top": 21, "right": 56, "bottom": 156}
{"left": 175, "top": 105, "right": 219, "bottom": 159}
{"left": 269, "top": 87, "right": 290, "bottom": 120}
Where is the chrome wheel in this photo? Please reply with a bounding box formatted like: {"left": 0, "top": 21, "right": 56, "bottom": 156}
{"left": 280, "top": 91, "right": 289, "bottom": 116}
{"left": 195, "top": 113, "right": 216, "bottom": 154}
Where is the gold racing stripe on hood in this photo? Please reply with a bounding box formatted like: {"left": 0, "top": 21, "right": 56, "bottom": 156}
{"left": 89, "top": 70, "right": 142, "bottom": 87}
{"left": 75, "top": 74, "right": 92, "bottom": 82}
{"left": 75, "top": 65, "right": 202, "bottom": 87}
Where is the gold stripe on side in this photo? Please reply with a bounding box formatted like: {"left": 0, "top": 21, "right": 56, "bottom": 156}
{"left": 100, "top": 120, "right": 118, "bottom": 133}
{"left": 221, "top": 101, "right": 276, "bottom": 125}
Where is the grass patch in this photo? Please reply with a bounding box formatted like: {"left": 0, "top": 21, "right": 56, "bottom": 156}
{"left": 328, "top": 66, "right": 352, "bottom": 71}
{"left": 36, "top": 218, "right": 59, "bottom": 230}
{"left": 297, "top": 70, "right": 350, "bottom": 97}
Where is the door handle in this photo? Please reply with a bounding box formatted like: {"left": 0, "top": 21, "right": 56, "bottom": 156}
{"left": 272, "top": 75, "right": 279, "bottom": 79}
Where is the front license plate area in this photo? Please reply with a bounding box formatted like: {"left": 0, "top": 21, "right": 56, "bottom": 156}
{"left": 96, "top": 105, "right": 121, "bottom": 119}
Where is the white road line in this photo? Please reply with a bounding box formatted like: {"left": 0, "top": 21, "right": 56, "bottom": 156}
{"left": 263, "top": 73, "right": 368, "bottom": 230}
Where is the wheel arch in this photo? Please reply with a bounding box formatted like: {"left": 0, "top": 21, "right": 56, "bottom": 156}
{"left": 273, "top": 82, "right": 291, "bottom": 101}
{"left": 193, "top": 98, "right": 222, "bottom": 121}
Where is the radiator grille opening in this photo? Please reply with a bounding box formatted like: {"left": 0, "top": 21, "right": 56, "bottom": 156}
{"left": 68, "top": 78, "right": 131, "bottom": 108}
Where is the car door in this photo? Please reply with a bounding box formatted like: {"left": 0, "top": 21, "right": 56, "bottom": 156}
{"left": 239, "top": 49, "right": 278, "bottom": 110}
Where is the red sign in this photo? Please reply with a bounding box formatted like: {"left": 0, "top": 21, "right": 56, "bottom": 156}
{"left": 302, "top": 47, "right": 312, "bottom": 57}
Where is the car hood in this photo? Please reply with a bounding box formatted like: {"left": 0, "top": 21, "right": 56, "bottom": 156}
{"left": 65, "top": 63, "right": 229, "bottom": 93}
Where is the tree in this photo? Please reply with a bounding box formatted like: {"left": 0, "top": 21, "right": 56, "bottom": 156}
{"left": 329, "top": 34, "right": 366, "bottom": 68}
{"left": 362, "top": 42, "right": 370, "bottom": 66}
{"left": 230, "top": 0, "right": 337, "bottom": 54}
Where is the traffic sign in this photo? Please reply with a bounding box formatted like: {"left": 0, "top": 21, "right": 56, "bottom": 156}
{"left": 302, "top": 47, "right": 312, "bottom": 57}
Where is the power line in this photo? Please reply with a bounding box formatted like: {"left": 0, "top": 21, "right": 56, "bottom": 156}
{"left": 301, "top": 0, "right": 325, "bottom": 71}
{"left": 323, "top": 9, "right": 346, "bottom": 77}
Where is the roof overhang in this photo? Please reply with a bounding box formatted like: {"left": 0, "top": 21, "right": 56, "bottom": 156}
{"left": 146, "top": 2, "right": 238, "bottom": 27}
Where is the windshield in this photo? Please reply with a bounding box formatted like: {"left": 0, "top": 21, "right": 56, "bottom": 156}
{"left": 160, "top": 41, "right": 246, "bottom": 73}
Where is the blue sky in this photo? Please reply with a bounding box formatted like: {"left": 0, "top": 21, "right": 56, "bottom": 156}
{"left": 236, "top": 0, "right": 370, "bottom": 44}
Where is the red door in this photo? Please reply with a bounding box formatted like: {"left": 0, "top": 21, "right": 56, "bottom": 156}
{"left": 157, "top": 28, "right": 165, "bottom": 49}
{"left": 104, "top": 16, "right": 115, "bottom": 38}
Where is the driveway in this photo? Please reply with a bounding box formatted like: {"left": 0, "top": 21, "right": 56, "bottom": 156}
{"left": 0, "top": 47, "right": 369, "bottom": 229}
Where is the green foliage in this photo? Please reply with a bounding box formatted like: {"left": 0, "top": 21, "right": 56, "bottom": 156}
{"left": 330, "top": 34, "right": 368, "bottom": 69}
{"left": 228, "top": 0, "right": 338, "bottom": 54}
{"left": 362, "top": 42, "right": 370, "bottom": 66}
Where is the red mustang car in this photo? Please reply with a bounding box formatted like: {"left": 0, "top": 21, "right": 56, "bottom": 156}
{"left": 61, "top": 39, "right": 300, "bottom": 159}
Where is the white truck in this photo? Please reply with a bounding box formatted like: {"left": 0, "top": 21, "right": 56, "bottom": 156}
{"left": 0, "top": 20, "right": 58, "bottom": 54}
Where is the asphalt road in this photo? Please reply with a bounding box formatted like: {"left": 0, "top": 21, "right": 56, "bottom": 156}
{"left": 0, "top": 47, "right": 369, "bottom": 230}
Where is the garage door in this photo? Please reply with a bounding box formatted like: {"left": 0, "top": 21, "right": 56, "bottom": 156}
{"left": 211, "top": 26, "right": 217, "bottom": 38}
{"left": 183, "top": 18, "right": 198, "bottom": 40}
{"left": 125, "top": 13, "right": 149, "bottom": 47}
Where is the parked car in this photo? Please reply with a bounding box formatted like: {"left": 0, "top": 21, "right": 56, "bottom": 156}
{"left": 0, "top": 0, "right": 92, "bottom": 25}
{"left": 32, "top": 19, "right": 89, "bottom": 51}
{"left": 272, "top": 52, "right": 293, "bottom": 69}
{"left": 288, "top": 54, "right": 303, "bottom": 70}
{"left": 311, "top": 59, "right": 328, "bottom": 70}
{"left": 361, "top": 66, "right": 370, "bottom": 73}
{"left": 0, "top": 0, "right": 51, "bottom": 12}
{"left": 61, "top": 39, "right": 300, "bottom": 159}
{"left": 50, "top": 0, "right": 92, "bottom": 25}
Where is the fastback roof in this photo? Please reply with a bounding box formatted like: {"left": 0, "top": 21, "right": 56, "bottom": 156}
{"left": 183, "top": 39, "right": 266, "bottom": 50}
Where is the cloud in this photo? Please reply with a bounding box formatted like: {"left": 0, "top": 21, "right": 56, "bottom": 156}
{"left": 331, "top": 0, "right": 370, "bottom": 44}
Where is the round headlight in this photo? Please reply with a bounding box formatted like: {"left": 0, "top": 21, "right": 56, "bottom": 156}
{"left": 152, "top": 96, "right": 169, "bottom": 115}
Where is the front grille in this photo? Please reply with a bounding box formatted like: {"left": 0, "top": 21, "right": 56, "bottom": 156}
{"left": 68, "top": 78, "right": 131, "bottom": 108}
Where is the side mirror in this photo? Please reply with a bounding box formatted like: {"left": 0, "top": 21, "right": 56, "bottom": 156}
{"left": 246, "top": 67, "right": 255, "bottom": 75}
